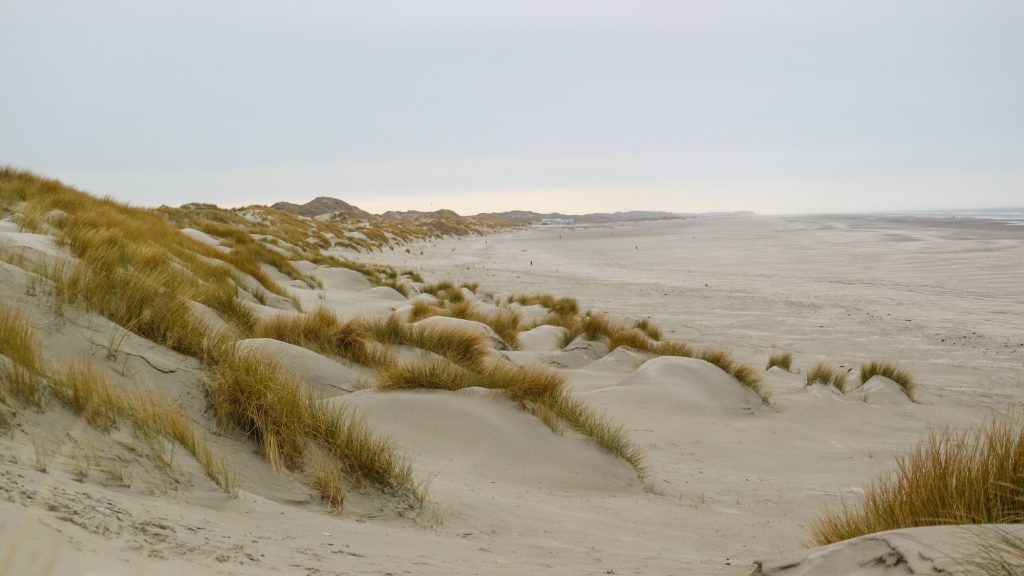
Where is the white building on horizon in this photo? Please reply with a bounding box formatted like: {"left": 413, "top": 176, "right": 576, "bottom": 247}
{"left": 540, "top": 218, "right": 575, "bottom": 226}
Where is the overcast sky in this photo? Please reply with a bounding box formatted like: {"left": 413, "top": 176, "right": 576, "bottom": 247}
{"left": 2, "top": 1, "right": 1022, "bottom": 215}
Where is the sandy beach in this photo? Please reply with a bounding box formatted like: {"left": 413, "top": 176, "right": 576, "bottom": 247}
{"left": 2, "top": 206, "right": 1023, "bottom": 576}
{"left": 369, "top": 215, "right": 1024, "bottom": 409}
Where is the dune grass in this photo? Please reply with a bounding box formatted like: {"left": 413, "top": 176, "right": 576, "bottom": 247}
{"left": 860, "top": 360, "right": 917, "bottom": 401}
{"left": 377, "top": 358, "right": 647, "bottom": 479}
{"left": 401, "top": 269, "right": 424, "bottom": 283}
{"left": 205, "top": 343, "right": 419, "bottom": 504}
{"left": 633, "top": 318, "right": 663, "bottom": 341}
{"left": 0, "top": 306, "right": 44, "bottom": 406}
{"left": 206, "top": 345, "right": 309, "bottom": 470}
{"left": 0, "top": 169, "right": 300, "bottom": 349}
{"left": 49, "top": 361, "right": 120, "bottom": 430}
{"left": 126, "top": 391, "right": 237, "bottom": 493}
{"left": 558, "top": 324, "right": 583, "bottom": 348}
{"left": 50, "top": 360, "right": 236, "bottom": 493}
{"left": 361, "top": 315, "right": 490, "bottom": 367}
{"left": 548, "top": 393, "right": 648, "bottom": 480}
{"left": 960, "top": 528, "right": 1024, "bottom": 576}
{"left": 606, "top": 328, "right": 652, "bottom": 352}
{"left": 511, "top": 293, "right": 580, "bottom": 318}
{"left": 582, "top": 312, "right": 616, "bottom": 341}
{"left": 650, "top": 340, "right": 696, "bottom": 358}
{"left": 306, "top": 399, "right": 418, "bottom": 496}
{"left": 55, "top": 258, "right": 212, "bottom": 357}
{"left": 806, "top": 362, "right": 848, "bottom": 392}
{"left": 698, "top": 348, "right": 771, "bottom": 405}
{"left": 254, "top": 307, "right": 395, "bottom": 369}
{"left": 811, "top": 415, "right": 1024, "bottom": 546}
{"left": 421, "top": 280, "right": 470, "bottom": 304}
{"left": 378, "top": 277, "right": 413, "bottom": 297}
{"left": 306, "top": 447, "right": 346, "bottom": 512}
{"left": 766, "top": 352, "right": 793, "bottom": 372}
{"left": 408, "top": 299, "right": 442, "bottom": 322}
{"left": 443, "top": 301, "right": 522, "bottom": 350}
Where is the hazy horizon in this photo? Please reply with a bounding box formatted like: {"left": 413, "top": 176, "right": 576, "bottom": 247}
{"left": 2, "top": 1, "right": 1021, "bottom": 215}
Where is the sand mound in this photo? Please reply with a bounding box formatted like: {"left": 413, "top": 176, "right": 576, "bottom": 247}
{"left": 509, "top": 303, "right": 549, "bottom": 324}
{"left": 180, "top": 227, "right": 222, "bottom": 247}
{"left": 343, "top": 388, "right": 638, "bottom": 490}
{"left": 754, "top": 524, "right": 1020, "bottom": 575}
{"left": 517, "top": 325, "right": 566, "bottom": 352}
{"left": 804, "top": 382, "right": 848, "bottom": 400}
{"left": 854, "top": 375, "right": 914, "bottom": 405}
{"left": 611, "top": 356, "right": 765, "bottom": 413}
{"left": 413, "top": 316, "right": 509, "bottom": 350}
{"left": 583, "top": 347, "right": 650, "bottom": 374}
{"left": 410, "top": 293, "right": 440, "bottom": 305}
{"left": 364, "top": 285, "right": 408, "bottom": 301}
{"left": 236, "top": 338, "right": 367, "bottom": 396}
{"left": 0, "top": 222, "right": 72, "bottom": 267}
{"left": 315, "top": 267, "right": 373, "bottom": 291}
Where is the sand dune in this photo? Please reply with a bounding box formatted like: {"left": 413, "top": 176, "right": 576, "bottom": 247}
{"left": 1, "top": 194, "right": 1022, "bottom": 576}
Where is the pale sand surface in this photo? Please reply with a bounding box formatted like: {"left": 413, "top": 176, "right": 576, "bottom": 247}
{"left": 1, "top": 215, "right": 1022, "bottom": 575}
{"left": 371, "top": 215, "right": 1024, "bottom": 409}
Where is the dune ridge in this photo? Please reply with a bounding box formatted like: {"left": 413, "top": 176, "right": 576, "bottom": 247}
{"left": 1, "top": 168, "right": 1021, "bottom": 575}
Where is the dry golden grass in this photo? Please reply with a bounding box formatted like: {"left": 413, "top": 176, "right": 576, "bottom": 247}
{"left": 806, "top": 362, "right": 848, "bottom": 392}
{"left": 811, "top": 415, "right": 1024, "bottom": 545}
{"left": 606, "top": 328, "right": 652, "bottom": 351}
{"left": 378, "top": 277, "right": 413, "bottom": 297}
{"left": 582, "top": 312, "right": 617, "bottom": 341}
{"left": 699, "top": 348, "right": 771, "bottom": 405}
{"left": 766, "top": 352, "right": 793, "bottom": 372}
{"left": 126, "top": 391, "right": 237, "bottom": 494}
{"left": 511, "top": 293, "right": 579, "bottom": 317}
{"left": 443, "top": 301, "right": 522, "bottom": 350}
{"left": 206, "top": 343, "right": 419, "bottom": 504}
{"left": 206, "top": 345, "right": 308, "bottom": 470}
{"left": 378, "top": 358, "right": 647, "bottom": 479}
{"left": 49, "top": 362, "right": 120, "bottom": 430}
{"left": 633, "top": 318, "right": 663, "bottom": 341}
{"left": 0, "top": 306, "right": 44, "bottom": 406}
{"left": 408, "top": 299, "right": 442, "bottom": 322}
{"left": 408, "top": 323, "right": 491, "bottom": 366}
{"left": 377, "top": 358, "right": 474, "bottom": 391}
{"left": 54, "top": 256, "right": 211, "bottom": 357}
{"left": 421, "top": 280, "right": 459, "bottom": 300}
{"left": 306, "top": 400, "right": 418, "bottom": 496}
{"left": 401, "top": 269, "right": 424, "bottom": 283}
{"left": 960, "top": 528, "right": 1024, "bottom": 576}
{"left": 649, "top": 340, "right": 695, "bottom": 358}
{"left": 49, "top": 360, "right": 236, "bottom": 493}
{"left": 549, "top": 393, "right": 648, "bottom": 481}
{"left": 254, "top": 307, "right": 394, "bottom": 369}
{"left": 860, "top": 360, "right": 917, "bottom": 401}
{"left": 306, "top": 447, "right": 346, "bottom": 512}
{"left": 0, "top": 169, "right": 298, "bottom": 348}
{"left": 361, "top": 315, "right": 490, "bottom": 367}
{"left": 558, "top": 324, "right": 583, "bottom": 348}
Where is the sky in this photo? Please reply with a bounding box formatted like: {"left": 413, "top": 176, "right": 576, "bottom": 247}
{"left": 1, "top": 0, "right": 1022, "bottom": 215}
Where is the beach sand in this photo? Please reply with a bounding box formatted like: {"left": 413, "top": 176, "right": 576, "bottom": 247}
{"left": 1, "top": 214, "right": 1022, "bottom": 575}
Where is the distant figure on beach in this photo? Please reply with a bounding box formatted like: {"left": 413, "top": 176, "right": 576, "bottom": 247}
{"left": 530, "top": 260, "right": 533, "bottom": 266}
